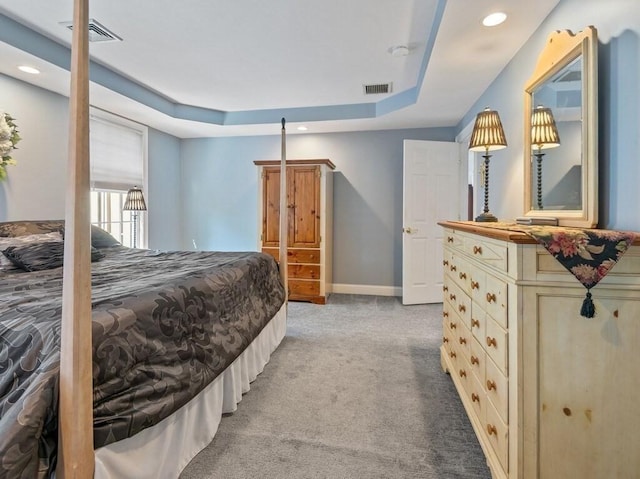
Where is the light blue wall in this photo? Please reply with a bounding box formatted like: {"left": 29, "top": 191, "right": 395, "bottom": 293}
{"left": 0, "top": 74, "right": 183, "bottom": 245}
{"left": 147, "top": 128, "right": 182, "bottom": 249}
{"left": 181, "top": 127, "right": 455, "bottom": 288}
{"left": 458, "top": 0, "right": 640, "bottom": 230}
{"left": 0, "top": 72, "right": 69, "bottom": 221}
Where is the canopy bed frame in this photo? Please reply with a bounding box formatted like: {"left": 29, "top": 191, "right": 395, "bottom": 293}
{"left": 41, "top": 1, "right": 289, "bottom": 477}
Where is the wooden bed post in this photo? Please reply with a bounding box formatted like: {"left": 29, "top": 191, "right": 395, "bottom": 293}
{"left": 279, "top": 118, "right": 288, "bottom": 298}
{"left": 57, "top": 0, "right": 94, "bottom": 476}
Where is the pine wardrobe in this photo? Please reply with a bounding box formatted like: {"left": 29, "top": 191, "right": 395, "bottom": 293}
{"left": 255, "top": 159, "right": 334, "bottom": 303}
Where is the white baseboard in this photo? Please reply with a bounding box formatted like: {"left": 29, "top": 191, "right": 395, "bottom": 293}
{"left": 330, "top": 283, "right": 401, "bottom": 297}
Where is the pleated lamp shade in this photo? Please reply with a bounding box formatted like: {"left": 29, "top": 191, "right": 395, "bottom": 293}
{"left": 469, "top": 108, "right": 508, "bottom": 152}
{"left": 123, "top": 186, "right": 147, "bottom": 211}
{"left": 531, "top": 106, "right": 561, "bottom": 150}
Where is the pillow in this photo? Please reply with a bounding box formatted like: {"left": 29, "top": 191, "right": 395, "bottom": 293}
{"left": 0, "top": 220, "right": 64, "bottom": 238}
{"left": 59, "top": 225, "right": 121, "bottom": 249}
{"left": 90, "top": 225, "right": 121, "bottom": 248}
{"left": 0, "top": 232, "right": 63, "bottom": 272}
{"left": 0, "top": 221, "right": 121, "bottom": 248}
{"left": 2, "top": 241, "right": 105, "bottom": 272}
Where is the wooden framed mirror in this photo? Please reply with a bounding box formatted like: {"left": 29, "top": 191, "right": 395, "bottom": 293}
{"left": 523, "top": 26, "right": 598, "bottom": 227}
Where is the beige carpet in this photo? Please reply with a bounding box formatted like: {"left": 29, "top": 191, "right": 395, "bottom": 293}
{"left": 180, "top": 294, "right": 491, "bottom": 479}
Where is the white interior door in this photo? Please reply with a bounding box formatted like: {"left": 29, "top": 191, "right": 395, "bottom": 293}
{"left": 402, "top": 140, "right": 459, "bottom": 305}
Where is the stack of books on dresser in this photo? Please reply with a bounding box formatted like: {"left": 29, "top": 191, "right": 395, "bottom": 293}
{"left": 515, "top": 216, "right": 559, "bottom": 226}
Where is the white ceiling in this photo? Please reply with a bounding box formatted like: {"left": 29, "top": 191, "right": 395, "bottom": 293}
{"left": 0, "top": 0, "right": 560, "bottom": 138}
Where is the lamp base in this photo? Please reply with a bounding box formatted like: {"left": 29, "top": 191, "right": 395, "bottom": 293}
{"left": 475, "top": 212, "right": 498, "bottom": 222}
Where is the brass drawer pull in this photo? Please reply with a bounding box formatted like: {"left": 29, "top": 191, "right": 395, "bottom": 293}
{"left": 486, "top": 336, "right": 497, "bottom": 348}
{"left": 459, "top": 337, "right": 467, "bottom": 345}
{"left": 449, "top": 322, "right": 457, "bottom": 329}
{"left": 486, "top": 292, "right": 497, "bottom": 303}
{"left": 443, "top": 285, "right": 449, "bottom": 292}
{"left": 459, "top": 369, "right": 467, "bottom": 377}
{"left": 443, "top": 337, "right": 449, "bottom": 343}
{"left": 471, "top": 318, "right": 480, "bottom": 328}
{"left": 473, "top": 245, "right": 483, "bottom": 255}
{"left": 472, "top": 393, "right": 480, "bottom": 403}
{"left": 470, "top": 355, "right": 479, "bottom": 365}
{"left": 443, "top": 260, "right": 449, "bottom": 266}
{"left": 447, "top": 236, "right": 454, "bottom": 243}
{"left": 487, "top": 424, "right": 497, "bottom": 436}
{"left": 459, "top": 272, "right": 467, "bottom": 280}
{"left": 450, "top": 265, "right": 457, "bottom": 272}
{"left": 486, "top": 379, "right": 497, "bottom": 391}
{"left": 471, "top": 280, "right": 479, "bottom": 290}
{"left": 449, "top": 351, "right": 457, "bottom": 358}
{"left": 449, "top": 293, "right": 456, "bottom": 301}
{"left": 458, "top": 304, "right": 466, "bottom": 313}
{"left": 443, "top": 311, "right": 449, "bottom": 318}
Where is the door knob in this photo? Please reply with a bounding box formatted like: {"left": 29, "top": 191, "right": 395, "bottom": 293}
{"left": 403, "top": 227, "right": 417, "bottom": 234}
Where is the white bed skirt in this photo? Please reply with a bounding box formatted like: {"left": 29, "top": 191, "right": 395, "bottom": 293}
{"left": 94, "top": 304, "right": 287, "bottom": 479}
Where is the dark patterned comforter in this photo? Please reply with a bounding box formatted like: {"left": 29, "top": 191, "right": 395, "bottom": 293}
{"left": 0, "top": 246, "right": 285, "bottom": 478}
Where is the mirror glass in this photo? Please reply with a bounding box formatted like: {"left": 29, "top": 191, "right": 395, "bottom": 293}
{"left": 523, "top": 27, "right": 598, "bottom": 227}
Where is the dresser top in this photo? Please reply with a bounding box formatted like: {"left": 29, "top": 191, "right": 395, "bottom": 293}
{"left": 438, "top": 220, "right": 640, "bottom": 245}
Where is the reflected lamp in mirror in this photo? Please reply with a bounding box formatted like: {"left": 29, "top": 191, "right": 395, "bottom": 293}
{"left": 531, "top": 106, "right": 560, "bottom": 210}
{"left": 469, "top": 108, "right": 507, "bottom": 222}
{"left": 123, "top": 186, "right": 147, "bottom": 248}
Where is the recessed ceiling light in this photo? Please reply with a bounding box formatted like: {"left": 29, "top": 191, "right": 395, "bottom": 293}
{"left": 297, "top": 126, "right": 308, "bottom": 131}
{"left": 18, "top": 65, "right": 40, "bottom": 74}
{"left": 482, "top": 12, "right": 507, "bottom": 27}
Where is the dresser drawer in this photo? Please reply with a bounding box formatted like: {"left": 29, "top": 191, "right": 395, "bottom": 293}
{"left": 469, "top": 306, "right": 486, "bottom": 344}
{"left": 445, "top": 281, "right": 470, "bottom": 327}
{"left": 442, "top": 326, "right": 454, "bottom": 352}
{"left": 445, "top": 339, "right": 459, "bottom": 364}
{"left": 484, "top": 272, "right": 508, "bottom": 329}
{"left": 456, "top": 322, "right": 471, "bottom": 361}
{"left": 444, "top": 279, "right": 459, "bottom": 311}
{"left": 451, "top": 255, "right": 472, "bottom": 294}
{"left": 443, "top": 229, "right": 464, "bottom": 252}
{"left": 485, "top": 399, "right": 509, "bottom": 473}
{"left": 445, "top": 256, "right": 462, "bottom": 284}
{"left": 287, "top": 248, "right": 320, "bottom": 264}
{"left": 464, "top": 236, "right": 508, "bottom": 272}
{"left": 262, "top": 247, "right": 320, "bottom": 264}
{"left": 485, "top": 316, "right": 508, "bottom": 374}
{"left": 289, "top": 264, "right": 320, "bottom": 279}
{"left": 444, "top": 313, "right": 461, "bottom": 339}
{"left": 469, "top": 263, "right": 486, "bottom": 305}
{"left": 289, "top": 279, "right": 320, "bottom": 296}
{"left": 455, "top": 288, "right": 471, "bottom": 328}
{"left": 485, "top": 355, "right": 508, "bottom": 424}
{"left": 469, "top": 337, "right": 486, "bottom": 385}
{"left": 469, "top": 372, "right": 486, "bottom": 424}
{"left": 443, "top": 274, "right": 454, "bottom": 296}
{"left": 456, "top": 355, "right": 473, "bottom": 397}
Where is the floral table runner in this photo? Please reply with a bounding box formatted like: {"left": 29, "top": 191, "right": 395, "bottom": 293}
{"left": 458, "top": 222, "right": 637, "bottom": 318}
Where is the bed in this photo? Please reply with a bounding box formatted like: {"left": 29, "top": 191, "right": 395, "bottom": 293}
{"left": 0, "top": 220, "right": 287, "bottom": 478}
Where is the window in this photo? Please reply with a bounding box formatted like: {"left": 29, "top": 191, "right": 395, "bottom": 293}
{"left": 89, "top": 111, "right": 147, "bottom": 248}
{"left": 90, "top": 189, "right": 139, "bottom": 248}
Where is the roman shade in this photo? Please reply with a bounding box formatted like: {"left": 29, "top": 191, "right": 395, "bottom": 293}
{"left": 90, "top": 115, "right": 145, "bottom": 191}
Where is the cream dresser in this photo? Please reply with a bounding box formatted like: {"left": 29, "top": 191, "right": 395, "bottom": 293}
{"left": 439, "top": 221, "right": 640, "bottom": 479}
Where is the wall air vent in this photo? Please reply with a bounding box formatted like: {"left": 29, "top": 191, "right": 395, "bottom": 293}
{"left": 363, "top": 83, "right": 392, "bottom": 95}
{"left": 60, "top": 18, "right": 123, "bottom": 43}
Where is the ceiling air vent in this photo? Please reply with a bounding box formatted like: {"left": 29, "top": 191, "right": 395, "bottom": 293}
{"left": 60, "top": 18, "right": 122, "bottom": 43}
{"left": 363, "top": 82, "right": 392, "bottom": 95}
